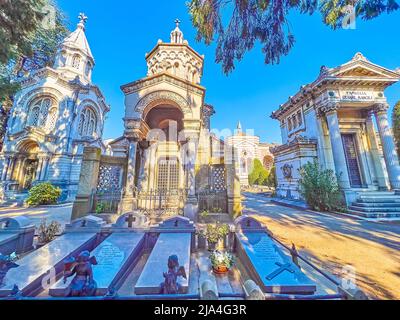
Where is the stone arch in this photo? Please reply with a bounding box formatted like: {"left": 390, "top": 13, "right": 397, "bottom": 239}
{"left": 135, "top": 91, "right": 192, "bottom": 118}
{"left": 16, "top": 139, "right": 40, "bottom": 154}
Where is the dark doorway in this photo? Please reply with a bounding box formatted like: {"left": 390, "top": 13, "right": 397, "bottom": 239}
{"left": 341, "top": 133, "right": 363, "bottom": 188}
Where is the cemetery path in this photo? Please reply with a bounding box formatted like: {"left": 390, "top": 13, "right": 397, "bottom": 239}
{"left": 0, "top": 204, "right": 72, "bottom": 229}
{"left": 242, "top": 192, "right": 400, "bottom": 300}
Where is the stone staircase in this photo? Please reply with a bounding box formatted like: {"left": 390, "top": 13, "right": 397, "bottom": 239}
{"left": 348, "top": 191, "right": 400, "bottom": 218}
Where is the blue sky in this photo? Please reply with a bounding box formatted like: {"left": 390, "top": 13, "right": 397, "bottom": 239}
{"left": 58, "top": 0, "right": 400, "bottom": 143}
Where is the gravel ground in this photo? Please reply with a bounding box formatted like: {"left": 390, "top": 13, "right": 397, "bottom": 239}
{"left": 242, "top": 192, "right": 400, "bottom": 300}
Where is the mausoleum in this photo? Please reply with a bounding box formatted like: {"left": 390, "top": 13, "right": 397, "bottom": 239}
{"left": 271, "top": 53, "right": 400, "bottom": 217}
{"left": 0, "top": 14, "right": 109, "bottom": 202}
{"left": 226, "top": 122, "right": 278, "bottom": 186}
{"left": 71, "top": 21, "right": 242, "bottom": 221}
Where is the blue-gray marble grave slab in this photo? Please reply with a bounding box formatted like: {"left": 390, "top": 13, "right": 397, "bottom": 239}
{"left": 237, "top": 232, "right": 316, "bottom": 294}
{"left": 49, "top": 232, "right": 145, "bottom": 296}
{"left": 0, "top": 216, "right": 35, "bottom": 255}
{"left": 134, "top": 233, "right": 191, "bottom": 295}
{"left": 0, "top": 232, "right": 98, "bottom": 297}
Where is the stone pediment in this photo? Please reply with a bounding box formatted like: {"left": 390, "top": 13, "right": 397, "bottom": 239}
{"left": 324, "top": 53, "right": 399, "bottom": 81}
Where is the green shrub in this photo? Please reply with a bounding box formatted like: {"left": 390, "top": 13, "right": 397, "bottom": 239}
{"left": 298, "top": 160, "right": 345, "bottom": 212}
{"left": 266, "top": 166, "right": 277, "bottom": 188}
{"left": 248, "top": 159, "right": 270, "bottom": 186}
{"left": 26, "top": 182, "right": 61, "bottom": 206}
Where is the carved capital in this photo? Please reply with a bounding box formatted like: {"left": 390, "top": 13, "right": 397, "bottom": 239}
{"left": 373, "top": 103, "right": 389, "bottom": 115}
{"left": 320, "top": 103, "right": 340, "bottom": 115}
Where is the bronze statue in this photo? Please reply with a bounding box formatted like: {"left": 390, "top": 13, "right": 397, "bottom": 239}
{"left": 160, "top": 255, "right": 187, "bottom": 294}
{"left": 63, "top": 251, "right": 97, "bottom": 297}
{"left": 0, "top": 253, "right": 18, "bottom": 287}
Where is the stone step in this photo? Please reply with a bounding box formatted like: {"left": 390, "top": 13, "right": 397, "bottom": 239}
{"left": 347, "top": 209, "right": 400, "bottom": 218}
{"left": 352, "top": 202, "right": 400, "bottom": 208}
{"left": 356, "top": 191, "right": 395, "bottom": 196}
{"left": 349, "top": 205, "right": 400, "bottom": 213}
{"left": 357, "top": 197, "right": 400, "bottom": 203}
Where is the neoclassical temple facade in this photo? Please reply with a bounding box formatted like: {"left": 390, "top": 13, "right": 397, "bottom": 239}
{"left": 225, "top": 122, "right": 278, "bottom": 186}
{"left": 272, "top": 53, "right": 400, "bottom": 216}
{"left": 0, "top": 15, "right": 109, "bottom": 201}
{"left": 71, "top": 21, "right": 241, "bottom": 221}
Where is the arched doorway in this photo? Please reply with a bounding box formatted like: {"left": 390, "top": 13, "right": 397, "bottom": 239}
{"left": 18, "top": 140, "right": 40, "bottom": 190}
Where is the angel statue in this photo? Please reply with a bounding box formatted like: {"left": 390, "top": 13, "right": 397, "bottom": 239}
{"left": 63, "top": 250, "right": 98, "bottom": 297}
{"left": 0, "top": 252, "right": 18, "bottom": 287}
{"left": 160, "top": 254, "right": 187, "bottom": 294}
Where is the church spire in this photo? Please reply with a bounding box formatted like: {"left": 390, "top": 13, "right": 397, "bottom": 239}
{"left": 237, "top": 121, "right": 242, "bottom": 133}
{"left": 170, "top": 18, "right": 184, "bottom": 44}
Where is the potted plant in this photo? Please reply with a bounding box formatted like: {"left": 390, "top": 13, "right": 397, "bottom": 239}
{"left": 210, "top": 251, "right": 235, "bottom": 275}
{"left": 201, "top": 223, "right": 230, "bottom": 251}
{"left": 36, "top": 219, "right": 61, "bottom": 248}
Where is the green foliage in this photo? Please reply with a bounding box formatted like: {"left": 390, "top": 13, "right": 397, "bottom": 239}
{"left": 0, "top": 0, "right": 67, "bottom": 102}
{"left": 26, "top": 182, "right": 61, "bottom": 206}
{"left": 95, "top": 201, "right": 113, "bottom": 214}
{"left": 201, "top": 223, "right": 230, "bottom": 244}
{"left": 188, "top": 0, "right": 399, "bottom": 74}
{"left": 298, "top": 160, "right": 345, "bottom": 212}
{"left": 37, "top": 219, "right": 61, "bottom": 244}
{"left": 267, "top": 166, "right": 277, "bottom": 188}
{"left": 392, "top": 101, "right": 400, "bottom": 157}
{"left": 248, "top": 159, "right": 270, "bottom": 186}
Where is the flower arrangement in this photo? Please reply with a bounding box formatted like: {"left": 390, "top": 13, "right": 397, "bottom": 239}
{"left": 210, "top": 250, "right": 235, "bottom": 274}
{"left": 199, "top": 223, "right": 230, "bottom": 250}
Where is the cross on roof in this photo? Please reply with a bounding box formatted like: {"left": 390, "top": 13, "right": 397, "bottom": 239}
{"left": 125, "top": 214, "right": 136, "bottom": 228}
{"left": 78, "top": 12, "right": 88, "bottom": 24}
{"left": 265, "top": 262, "right": 296, "bottom": 281}
{"left": 175, "top": 18, "right": 181, "bottom": 28}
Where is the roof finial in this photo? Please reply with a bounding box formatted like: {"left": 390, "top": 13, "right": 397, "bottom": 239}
{"left": 78, "top": 12, "right": 88, "bottom": 29}
{"left": 171, "top": 18, "right": 184, "bottom": 44}
{"left": 237, "top": 121, "right": 242, "bottom": 133}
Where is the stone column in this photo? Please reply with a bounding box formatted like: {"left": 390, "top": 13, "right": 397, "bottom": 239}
{"left": 373, "top": 103, "right": 400, "bottom": 190}
{"left": 322, "top": 103, "right": 351, "bottom": 189}
{"left": 39, "top": 157, "right": 50, "bottom": 181}
{"left": 226, "top": 144, "right": 242, "bottom": 218}
{"left": 71, "top": 147, "right": 101, "bottom": 220}
{"left": 126, "top": 139, "right": 139, "bottom": 196}
{"left": 119, "top": 138, "right": 139, "bottom": 213}
{"left": 137, "top": 141, "right": 151, "bottom": 192}
{"left": 1, "top": 157, "right": 11, "bottom": 181}
{"left": 183, "top": 136, "right": 199, "bottom": 221}
{"left": 35, "top": 157, "right": 44, "bottom": 182}
{"left": 12, "top": 157, "right": 22, "bottom": 181}
{"left": 5, "top": 156, "right": 16, "bottom": 181}
{"left": 365, "top": 112, "right": 387, "bottom": 190}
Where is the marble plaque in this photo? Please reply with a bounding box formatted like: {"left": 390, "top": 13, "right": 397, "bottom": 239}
{"left": 135, "top": 233, "right": 191, "bottom": 295}
{"left": 0, "top": 232, "right": 97, "bottom": 297}
{"left": 49, "top": 233, "right": 145, "bottom": 296}
{"left": 238, "top": 232, "right": 316, "bottom": 294}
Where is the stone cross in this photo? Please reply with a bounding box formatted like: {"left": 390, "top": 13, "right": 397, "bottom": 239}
{"left": 266, "top": 262, "right": 296, "bottom": 281}
{"left": 125, "top": 214, "right": 135, "bottom": 228}
{"left": 175, "top": 19, "right": 181, "bottom": 28}
{"left": 78, "top": 13, "right": 88, "bottom": 24}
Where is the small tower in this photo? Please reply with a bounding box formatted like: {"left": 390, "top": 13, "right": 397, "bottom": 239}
{"left": 236, "top": 121, "right": 243, "bottom": 134}
{"left": 53, "top": 13, "right": 95, "bottom": 84}
{"left": 170, "top": 19, "right": 184, "bottom": 44}
{"left": 145, "top": 19, "right": 204, "bottom": 84}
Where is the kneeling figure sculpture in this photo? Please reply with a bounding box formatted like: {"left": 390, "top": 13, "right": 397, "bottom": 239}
{"left": 160, "top": 254, "right": 187, "bottom": 294}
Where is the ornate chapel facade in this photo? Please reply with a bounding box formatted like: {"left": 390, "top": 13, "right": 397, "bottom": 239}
{"left": 0, "top": 15, "right": 109, "bottom": 202}
{"left": 272, "top": 53, "right": 400, "bottom": 217}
